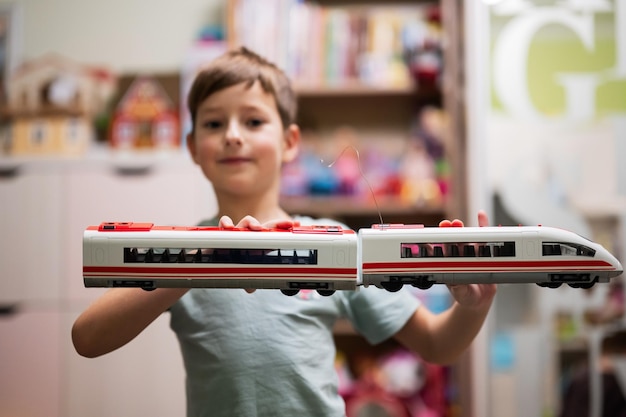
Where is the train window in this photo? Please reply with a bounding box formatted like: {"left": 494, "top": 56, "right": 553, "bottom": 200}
{"left": 124, "top": 247, "right": 318, "bottom": 264}
{"left": 400, "top": 243, "right": 435, "bottom": 258}
{"left": 542, "top": 242, "right": 596, "bottom": 257}
{"left": 462, "top": 245, "right": 476, "bottom": 257}
{"left": 473, "top": 242, "right": 517, "bottom": 257}
{"left": 491, "top": 242, "right": 516, "bottom": 257}
{"left": 401, "top": 241, "right": 516, "bottom": 258}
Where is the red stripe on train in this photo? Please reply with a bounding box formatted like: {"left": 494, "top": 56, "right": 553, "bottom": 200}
{"left": 362, "top": 260, "right": 614, "bottom": 270}
{"left": 83, "top": 266, "right": 357, "bottom": 275}
{"left": 84, "top": 275, "right": 353, "bottom": 280}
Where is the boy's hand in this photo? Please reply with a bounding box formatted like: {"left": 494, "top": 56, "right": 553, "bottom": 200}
{"left": 219, "top": 215, "right": 300, "bottom": 231}
{"left": 441, "top": 210, "right": 497, "bottom": 310}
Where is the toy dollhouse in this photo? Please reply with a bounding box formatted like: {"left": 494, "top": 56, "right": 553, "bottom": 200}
{"left": 109, "top": 76, "right": 180, "bottom": 150}
{"left": 1, "top": 54, "right": 116, "bottom": 156}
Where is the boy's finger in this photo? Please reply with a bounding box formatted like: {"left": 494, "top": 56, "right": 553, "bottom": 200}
{"left": 477, "top": 210, "right": 489, "bottom": 227}
{"left": 236, "top": 215, "right": 263, "bottom": 230}
{"left": 219, "top": 215, "right": 235, "bottom": 228}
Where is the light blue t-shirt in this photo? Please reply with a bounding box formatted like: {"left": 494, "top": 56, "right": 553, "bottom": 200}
{"left": 169, "top": 216, "right": 420, "bottom": 417}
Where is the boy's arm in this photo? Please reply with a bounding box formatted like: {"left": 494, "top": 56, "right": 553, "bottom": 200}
{"left": 393, "top": 210, "right": 497, "bottom": 365}
{"left": 393, "top": 285, "right": 495, "bottom": 365}
{"left": 71, "top": 288, "right": 188, "bottom": 358}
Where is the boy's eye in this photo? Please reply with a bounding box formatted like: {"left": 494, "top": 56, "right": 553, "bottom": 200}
{"left": 246, "top": 118, "right": 264, "bottom": 128}
{"left": 202, "top": 120, "right": 222, "bottom": 129}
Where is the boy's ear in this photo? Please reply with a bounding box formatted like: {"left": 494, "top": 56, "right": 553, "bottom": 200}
{"left": 282, "top": 124, "right": 300, "bottom": 164}
{"left": 186, "top": 133, "right": 198, "bottom": 163}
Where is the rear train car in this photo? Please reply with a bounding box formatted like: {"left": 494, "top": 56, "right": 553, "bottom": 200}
{"left": 83, "top": 222, "right": 359, "bottom": 295}
{"left": 359, "top": 224, "right": 623, "bottom": 291}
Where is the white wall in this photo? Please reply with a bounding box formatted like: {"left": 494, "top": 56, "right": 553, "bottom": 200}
{"left": 0, "top": 0, "right": 224, "bottom": 73}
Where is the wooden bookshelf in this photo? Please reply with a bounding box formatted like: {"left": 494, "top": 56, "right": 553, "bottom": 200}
{"left": 226, "top": 1, "right": 471, "bottom": 413}
{"left": 226, "top": 0, "right": 465, "bottom": 223}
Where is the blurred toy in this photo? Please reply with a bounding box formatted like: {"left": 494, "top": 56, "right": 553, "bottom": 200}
{"left": 109, "top": 76, "right": 180, "bottom": 150}
{"left": 329, "top": 127, "right": 362, "bottom": 195}
{"left": 281, "top": 155, "right": 309, "bottom": 196}
{"left": 402, "top": 5, "right": 443, "bottom": 88}
{"left": 399, "top": 139, "right": 441, "bottom": 206}
{"left": 1, "top": 53, "right": 116, "bottom": 156}
{"left": 306, "top": 151, "right": 340, "bottom": 195}
{"left": 346, "top": 352, "right": 412, "bottom": 417}
{"left": 345, "top": 348, "right": 448, "bottom": 417}
{"left": 400, "top": 106, "right": 449, "bottom": 204}
{"left": 335, "top": 350, "right": 355, "bottom": 398}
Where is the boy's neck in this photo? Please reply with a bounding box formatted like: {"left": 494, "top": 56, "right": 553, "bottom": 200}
{"left": 216, "top": 193, "right": 291, "bottom": 225}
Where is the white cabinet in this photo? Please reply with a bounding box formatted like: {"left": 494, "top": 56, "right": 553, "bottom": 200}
{"left": 0, "top": 167, "right": 65, "bottom": 304}
{"left": 62, "top": 312, "right": 186, "bottom": 417}
{"left": 0, "top": 310, "right": 62, "bottom": 417}
{"left": 0, "top": 152, "right": 215, "bottom": 417}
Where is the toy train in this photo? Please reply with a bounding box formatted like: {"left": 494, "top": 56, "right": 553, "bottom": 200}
{"left": 83, "top": 222, "right": 623, "bottom": 295}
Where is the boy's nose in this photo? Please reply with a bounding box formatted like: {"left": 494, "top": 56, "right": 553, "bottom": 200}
{"left": 225, "top": 120, "right": 243, "bottom": 146}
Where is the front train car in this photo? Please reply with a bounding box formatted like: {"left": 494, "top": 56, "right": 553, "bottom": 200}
{"left": 358, "top": 224, "right": 623, "bottom": 291}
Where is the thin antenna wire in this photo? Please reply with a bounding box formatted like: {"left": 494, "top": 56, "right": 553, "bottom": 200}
{"left": 322, "top": 145, "right": 384, "bottom": 226}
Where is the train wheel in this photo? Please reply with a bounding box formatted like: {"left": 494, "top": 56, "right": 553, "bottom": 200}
{"left": 381, "top": 281, "right": 403, "bottom": 292}
{"left": 537, "top": 282, "right": 562, "bottom": 289}
{"left": 412, "top": 280, "right": 434, "bottom": 290}
{"left": 317, "top": 289, "right": 336, "bottom": 297}
{"left": 280, "top": 289, "right": 299, "bottom": 296}
{"left": 575, "top": 280, "right": 596, "bottom": 289}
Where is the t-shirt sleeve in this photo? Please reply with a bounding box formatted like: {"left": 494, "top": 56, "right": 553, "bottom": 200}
{"left": 340, "top": 286, "right": 421, "bottom": 345}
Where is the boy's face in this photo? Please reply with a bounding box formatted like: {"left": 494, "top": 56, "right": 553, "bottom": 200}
{"left": 187, "top": 81, "right": 299, "bottom": 199}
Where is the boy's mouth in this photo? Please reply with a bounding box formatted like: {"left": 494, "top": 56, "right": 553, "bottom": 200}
{"left": 219, "top": 157, "right": 252, "bottom": 164}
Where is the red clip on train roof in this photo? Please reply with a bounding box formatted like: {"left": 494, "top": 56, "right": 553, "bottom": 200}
{"left": 97, "top": 222, "right": 155, "bottom": 231}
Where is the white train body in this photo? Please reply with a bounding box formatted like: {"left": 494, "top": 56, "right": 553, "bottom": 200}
{"left": 359, "top": 224, "right": 623, "bottom": 291}
{"left": 83, "top": 222, "right": 623, "bottom": 293}
{"left": 83, "top": 222, "right": 359, "bottom": 292}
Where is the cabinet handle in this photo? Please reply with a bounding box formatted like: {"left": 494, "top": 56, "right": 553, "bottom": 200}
{"left": 0, "top": 162, "right": 21, "bottom": 178}
{"left": 112, "top": 165, "right": 153, "bottom": 176}
{"left": 0, "top": 303, "right": 19, "bottom": 317}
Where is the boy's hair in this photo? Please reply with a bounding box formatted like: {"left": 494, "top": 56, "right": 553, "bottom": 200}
{"left": 187, "top": 47, "right": 297, "bottom": 132}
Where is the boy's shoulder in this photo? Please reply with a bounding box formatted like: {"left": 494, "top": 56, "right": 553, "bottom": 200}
{"left": 197, "top": 218, "right": 218, "bottom": 227}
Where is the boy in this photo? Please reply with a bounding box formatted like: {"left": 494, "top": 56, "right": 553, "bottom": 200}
{"left": 72, "top": 47, "right": 496, "bottom": 417}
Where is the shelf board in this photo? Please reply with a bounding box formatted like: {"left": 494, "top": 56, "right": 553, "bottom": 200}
{"left": 281, "top": 195, "right": 445, "bottom": 218}
{"left": 294, "top": 80, "right": 441, "bottom": 100}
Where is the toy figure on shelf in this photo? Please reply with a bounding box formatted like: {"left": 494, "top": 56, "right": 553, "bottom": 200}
{"left": 345, "top": 348, "right": 447, "bottom": 417}
{"left": 402, "top": 5, "right": 444, "bottom": 89}
{"left": 400, "top": 106, "right": 450, "bottom": 205}
{"left": 329, "top": 127, "right": 363, "bottom": 196}
{"left": 109, "top": 76, "right": 180, "bottom": 150}
{"left": 399, "top": 138, "right": 441, "bottom": 206}
{"left": 0, "top": 53, "right": 116, "bottom": 156}
{"left": 378, "top": 349, "right": 448, "bottom": 417}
